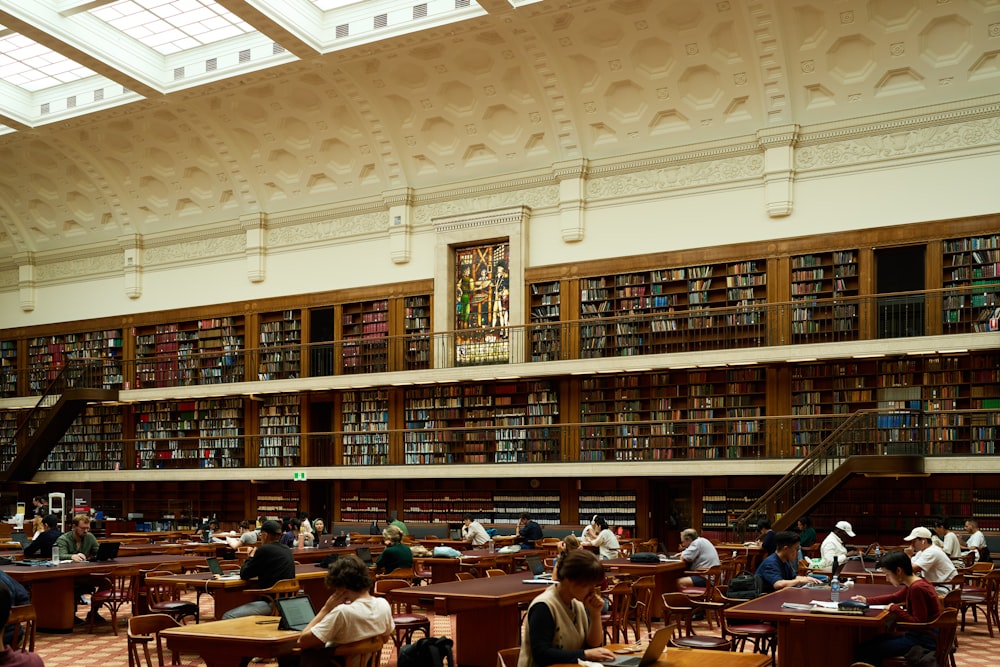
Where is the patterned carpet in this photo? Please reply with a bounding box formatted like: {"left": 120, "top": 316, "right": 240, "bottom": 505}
{"left": 28, "top": 589, "right": 1000, "bottom": 667}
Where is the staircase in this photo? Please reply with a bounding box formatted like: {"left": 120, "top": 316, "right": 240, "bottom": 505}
{"left": 1, "top": 359, "right": 118, "bottom": 482}
{"left": 727, "top": 409, "right": 926, "bottom": 542}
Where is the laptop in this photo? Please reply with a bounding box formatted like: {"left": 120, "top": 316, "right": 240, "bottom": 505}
{"left": 94, "top": 541, "right": 120, "bottom": 562}
{"left": 275, "top": 595, "right": 316, "bottom": 631}
{"left": 610, "top": 626, "right": 673, "bottom": 667}
{"left": 524, "top": 554, "right": 551, "bottom": 579}
{"left": 206, "top": 557, "right": 240, "bottom": 579}
{"left": 9, "top": 532, "right": 29, "bottom": 547}
{"left": 332, "top": 535, "right": 348, "bottom": 548}
{"left": 355, "top": 547, "right": 373, "bottom": 567}
{"left": 319, "top": 534, "right": 336, "bottom": 548}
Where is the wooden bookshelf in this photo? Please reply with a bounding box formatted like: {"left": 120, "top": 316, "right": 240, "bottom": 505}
{"left": 942, "top": 233, "right": 1000, "bottom": 332}
{"left": 578, "top": 491, "right": 636, "bottom": 530}
{"left": 401, "top": 490, "right": 493, "bottom": 524}
{"left": 789, "top": 250, "right": 860, "bottom": 340}
{"left": 403, "top": 380, "right": 560, "bottom": 465}
{"left": 0, "top": 409, "right": 22, "bottom": 470}
{"left": 492, "top": 491, "right": 561, "bottom": 526}
{"left": 342, "top": 389, "right": 389, "bottom": 466}
{"left": 257, "top": 490, "right": 300, "bottom": 521}
{"left": 1, "top": 340, "right": 17, "bottom": 397}
{"left": 135, "top": 317, "right": 244, "bottom": 388}
{"left": 403, "top": 295, "right": 431, "bottom": 370}
{"left": 27, "top": 329, "right": 123, "bottom": 393}
{"left": 970, "top": 352, "right": 1000, "bottom": 455}
{"left": 258, "top": 309, "right": 301, "bottom": 380}
{"left": 529, "top": 280, "right": 561, "bottom": 362}
{"left": 341, "top": 299, "right": 389, "bottom": 374}
{"left": 135, "top": 398, "right": 244, "bottom": 469}
{"left": 341, "top": 490, "right": 388, "bottom": 524}
{"left": 198, "top": 318, "right": 245, "bottom": 384}
{"left": 922, "top": 355, "right": 969, "bottom": 455}
{"left": 40, "top": 405, "right": 124, "bottom": 471}
{"left": 700, "top": 489, "right": 761, "bottom": 533}
{"left": 258, "top": 394, "right": 301, "bottom": 467}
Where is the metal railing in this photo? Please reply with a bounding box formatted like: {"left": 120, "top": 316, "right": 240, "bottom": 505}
{"left": 1, "top": 284, "right": 997, "bottom": 398}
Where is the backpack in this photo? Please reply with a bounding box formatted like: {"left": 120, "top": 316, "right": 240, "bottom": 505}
{"left": 726, "top": 572, "right": 762, "bottom": 600}
{"left": 629, "top": 552, "right": 659, "bottom": 563}
{"left": 398, "top": 637, "right": 455, "bottom": 667}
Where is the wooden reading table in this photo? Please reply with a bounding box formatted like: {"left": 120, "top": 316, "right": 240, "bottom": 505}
{"left": 554, "top": 644, "right": 772, "bottom": 667}
{"left": 161, "top": 615, "right": 300, "bottom": 667}
{"left": 1, "top": 554, "right": 205, "bottom": 632}
{"left": 726, "top": 583, "right": 897, "bottom": 665}
{"left": 388, "top": 572, "right": 548, "bottom": 667}
{"left": 601, "top": 557, "right": 687, "bottom": 619}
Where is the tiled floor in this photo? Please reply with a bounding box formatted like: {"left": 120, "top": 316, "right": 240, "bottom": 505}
{"left": 29, "top": 589, "right": 1000, "bottom": 667}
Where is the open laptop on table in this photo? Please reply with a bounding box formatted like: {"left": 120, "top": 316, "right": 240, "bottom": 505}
{"left": 355, "top": 547, "right": 373, "bottom": 567}
{"left": 524, "top": 554, "right": 551, "bottom": 579}
{"left": 9, "top": 532, "right": 29, "bottom": 548}
{"left": 206, "top": 556, "right": 241, "bottom": 579}
{"left": 276, "top": 595, "right": 316, "bottom": 631}
{"left": 94, "top": 541, "right": 120, "bottom": 562}
{"left": 319, "top": 534, "right": 336, "bottom": 548}
{"left": 609, "top": 626, "right": 672, "bottom": 667}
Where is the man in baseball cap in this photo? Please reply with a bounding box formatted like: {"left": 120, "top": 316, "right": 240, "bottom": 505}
{"left": 818, "top": 520, "right": 858, "bottom": 569}
{"left": 222, "top": 519, "right": 296, "bottom": 620}
{"left": 904, "top": 526, "right": 958, "bottom": 595}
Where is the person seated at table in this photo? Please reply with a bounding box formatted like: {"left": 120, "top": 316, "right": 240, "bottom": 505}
{"left": 674, "top": 528, "right": 721, "bottom": 589}
{"left": 520, "top": 549, "right": 614, "bottom": 667}
{"left": 852, "top": 550, "right": 942, "bottom": 666}
{"left": 312, "top": 518, "right": 326, "bottom": 539}
{"left": 817, "top": 520, "right": 858, "bottom": 569}
{"left": 516, "top": 513, "right": 544, "bottom": 550}
{"left": 748, "top": 518, "right": 777, "bottom": 555}
{"left": 960, "top": 518, "right": 987, "bottom": 560}
{"left": 280, "top": 518, "right": 301, "bottom": 548}
{"left": 796, "top": 516, "right": 817, "bottom": 549}
{"left": 31, "top": 496, "right": 49, "bottom": 520}
{"left": 0, "top": 572, "right": 30, "bottom": 648}
{"left": 23, "top": 514, "right": 60, "bottom": 559}
{"left": 552, "top": 535, "right": 582, "bottom": 582}
{"left": 580, "top": 516, "right": 599, "bottom": 543}
{"left": 55, "top": 514, "right": 99, "bottom": 563}
{"left": 277, "top": 555, "right": 393, "bottom": 667}
{"left": 462, "top": 515, "right": 490, "bottom": 547}
{"left": 755, "top": 531, "right": 821, "bottom": 594}
{"left": 375, "top": 525, "right": 412, "bottom": 574}
{"left": 931, "top": 518, "right": 962, "bottom": 560}
{"left": 581, "top": 516, "right": 619, "bottom": 560}
{"left": 222, "top": 520, "right": 296, "bottom": 620}
{"left": 388, "top": 511, "right": 408, "bottom": 536}
{"left": 903, "top": 527, "right": 957, "bottom": 595}
{"left": 0, "top": 580, "right": 43, "bottom": 667}
{"left": 224, "top": 520, "right": 258, "bottom": 550}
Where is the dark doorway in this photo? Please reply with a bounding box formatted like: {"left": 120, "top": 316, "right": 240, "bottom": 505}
{"left": 309, "top": 308, "right": 335, "bottom": 376}
{"left": 876, "top": 245, "right": 925, "bottom": 338}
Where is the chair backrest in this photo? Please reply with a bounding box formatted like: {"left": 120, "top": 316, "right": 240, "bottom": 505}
{"left": 896, "top": 608, "right": 958, "bottom": 667}
{"left": 496, "top": 647, "right": 521, "bottom": 667}
{"left": 330, "top": 633, "right": 389, "bottom": 667}
{"left": 455, "top": 572, "right": 474, "bottom": 581}
{"left": 5, "top": 604, "right": 36, "bottom": 652}
{"left": 98, "top": 564, "right": 142, "bottom": 601}
{"left": 661, "top": 592, "right": 697, "bottom": 637}
{"left": 128, "top": 613, "right": 181, "bottom": 667}
{"left": 381, "top": 567, "right": 414, "bottom": 584}
{"left": 244, "top": 578, "right": 302, "bottom": 614}
{"left": 940, "top": 588, "right": 961, "bottom": 610}
{"left": 485, "top": 568, "right": 506, "bottom": 578}
{"left": 374, "top": 578, "right": 412, "bottom": 613}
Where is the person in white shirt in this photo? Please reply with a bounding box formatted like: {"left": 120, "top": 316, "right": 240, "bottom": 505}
{"left": 932, "top": 519, "right": 962, "bottom": 559}
{"left": 582, "top": 515, "right": 619, "bottom": 560}
{"left": 962, "top": 519, "right": 987, "bottom": 560}
{"left": 817, "top": 520, "right": 857, "bottom": 569}
{"left": 904, "top": 526, "right": 958, "bottom": 595}
{"left": 461, "top": 515, "right": 490, "bottom": 547}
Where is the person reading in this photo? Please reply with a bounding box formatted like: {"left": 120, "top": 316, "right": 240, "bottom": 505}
{"left": 852, "top": 550, "right": 942, "bottom": 665}
{"left": 674, "top": 528, "right": 721, "bottom": 590}
{"left": 462, "top": 515, "right": 490, "bottom": 547}
{"left": 755, "top": 530, "right": 821, "bottom": 593}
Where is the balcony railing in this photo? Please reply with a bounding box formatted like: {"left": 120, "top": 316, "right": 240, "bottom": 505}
{"left": 1, "top": 284, "right": 997, "bottom": 398}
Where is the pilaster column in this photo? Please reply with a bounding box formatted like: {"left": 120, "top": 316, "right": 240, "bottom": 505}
{"left": 385, "top": 188, "right": 414, "bottom": 265}
{"left": 756, "top": 124, "right": 799, "bottom": 218}
{"left": 120, "top": 233, "right": 143, "bottom": 299}
{"left": 242, "top": 212, "right": 267, "bottom": 283}
{"left": 14, "top": 252, "right": 34, "bottom": 312}
{"left": 553, "top": 159, "right": 588, "bottom": 242}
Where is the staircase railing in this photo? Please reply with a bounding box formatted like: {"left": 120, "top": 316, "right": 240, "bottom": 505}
{"left": 726, "top": 409, "right": 927, "bottom": 542}
{"left": 2, "top": 358, "right": 108, "bottom": 464}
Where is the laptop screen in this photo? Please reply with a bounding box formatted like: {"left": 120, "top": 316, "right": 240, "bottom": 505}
{"left": 9, "top": 532, "right": 28, "bottom": 547}
{"left": 276, "top": 595, "right": 316, "bottom": 631}
{"left": 525, "top": 554, "right": 546, "bottom": 576}
{"left": 206, "top": 557, "right": 224, "bottom": 575}
{"left": 94, "top": 541, "right": 120, "bottom": 562}
{"left": 355, "top": 547, "right": 372, "bottom": 565}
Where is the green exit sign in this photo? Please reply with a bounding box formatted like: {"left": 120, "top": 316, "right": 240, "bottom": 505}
{"left": 293, "top": 472, "right": 307, "bottom": 481}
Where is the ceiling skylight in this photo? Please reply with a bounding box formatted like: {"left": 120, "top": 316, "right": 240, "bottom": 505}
{"left": 0, "top": 31, "right": 98, "bottom": 91}
{"left": 90, "top": 0, "right": 256, "bottom": 55}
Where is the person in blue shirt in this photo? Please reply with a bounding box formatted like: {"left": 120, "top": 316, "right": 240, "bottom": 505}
{"left": 755, "top": 531, "right": 821, "bottom": 594}
{"left": 0, "top": 571, "right": 30, "bottom": 647}
{"left": 517, "top": 512, "right": 544, "bottom": 549}
{"left": 24, "top": 514, "right": 60, "bottom": 559}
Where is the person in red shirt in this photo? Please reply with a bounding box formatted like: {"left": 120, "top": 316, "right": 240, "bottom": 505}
{"left": 852, "top": 550, "right": 942, "bottom": 665}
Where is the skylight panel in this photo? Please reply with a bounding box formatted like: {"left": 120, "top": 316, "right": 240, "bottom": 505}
{"left": 91, "top": 0, "right": 256, "bottom": 55}
{"left": 0, "top": 32, "right": 98, "bottom": 92}
{"left": 312, "top": 0, "right": 369, "bottom": 10}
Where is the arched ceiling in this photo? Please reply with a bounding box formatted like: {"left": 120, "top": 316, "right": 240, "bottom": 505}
{"left": 0, "top": 0, "right": 998, "bottom": 257}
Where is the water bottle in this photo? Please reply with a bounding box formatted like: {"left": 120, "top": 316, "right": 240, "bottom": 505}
{"left": 345, "top": 534, "right": 351, "bottom": 546}
{"left": 830, "top": 575, "right": 840, "bottom": 603}
{"left": 488, "top": 540, "right": 495, "bottom": 554}
{"left": 874, "top": 545, "right": 881, "bottom": 561}
{"left": 52, "top": 545, "right": 60, "bottom": 565}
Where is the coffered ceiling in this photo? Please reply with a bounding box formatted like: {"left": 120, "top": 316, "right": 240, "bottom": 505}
{"left": 1, "top": 0, "right": 998, "bottom": 258}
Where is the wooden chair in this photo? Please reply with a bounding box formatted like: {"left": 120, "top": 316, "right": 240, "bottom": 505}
{"left": 710, "top": 587, "right": 776, "bottom": 656}
{"left": 959, "top": 569, "right": 999, "bottom": 637}
{"left": 373, "top": 579, "right": 431, "bottom": 650}
{"left": 127, "top": 613, "right": 181, "bottom": 667}
{"left": 5, "top": 603, "right": 36, "bottom": 652}
{"left": 455, "top": 572, "right": 474, "bottom": 581}
{"left": 618, "top": 542, "right": 634, "bottom": 558}
{"left": 329, "top": 633, "right": 390, "bottom": 667}
{"left": 660, "top": 592, "right": 731, "bottom": 652}
{"left": 883, "top": 608, "right": 959, "bottom": 667}
{"left": 497, "top": 647, "right": 521, "bottom": 667}
{"left": 630, "top": 575, "right": 655, "bottom": 640}
{"left": 91, "top": 564, "right": 142, "bottom": 635}
{"left": 242, "top": 578, "right": 302, "bottom": 615}
{"left": 601, "top": 581, "right": 634, "bottom": 644}
{"left": 485, "top": 568, "right": 507, "bottom": 578}
{"left": 377, "top": 567, "right": 415, "bottom": 584}
{"left": 635, "top": 539, "right": 658, "bottom": 553}
{"left": 145, "top": 570, "right": 199, "bottom": 624}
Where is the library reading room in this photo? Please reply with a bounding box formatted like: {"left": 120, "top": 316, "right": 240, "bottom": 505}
{"left": 1, "top": 1, "right": 998, "bottom": 666}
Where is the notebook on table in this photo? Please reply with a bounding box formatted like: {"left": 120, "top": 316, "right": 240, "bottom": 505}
{"left": 276, "top": 595, "right": 316, "bottom": 631}
{"left": 94, "top": 541, "right": 120, "bottom": 562}
{"left": 610, "top": 626, "right": 672, "bottom": 667}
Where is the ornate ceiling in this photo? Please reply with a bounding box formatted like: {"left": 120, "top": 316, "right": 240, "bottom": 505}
{"left": 1, "top": 0, "right": 998, "bottom": 258}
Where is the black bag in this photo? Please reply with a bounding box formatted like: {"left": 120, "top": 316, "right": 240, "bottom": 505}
{"left": 727, "top": 572, "right": 761, "bottom": 600}
{"left": 398, "top": 637, "right": 455, "bottom": 667}
{"left": 629, "top": 552, "right": 659, "bottom": 563}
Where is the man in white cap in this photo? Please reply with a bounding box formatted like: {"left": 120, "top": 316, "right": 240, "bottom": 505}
{"left": 904, "top": 526, "right": 958, "bottom": 595}
{"left": 817, "top": 520, "right": 858, "bottom": 569}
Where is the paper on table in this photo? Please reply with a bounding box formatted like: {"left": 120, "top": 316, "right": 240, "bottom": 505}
{"left": 578, "top": 660, "right": 604, "bottom": 667}
{"left": 809, "top": 600, "right": 839, "bottom": 609}
{"left": 869, "top": 604, "right": 889, "bottom": 610}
